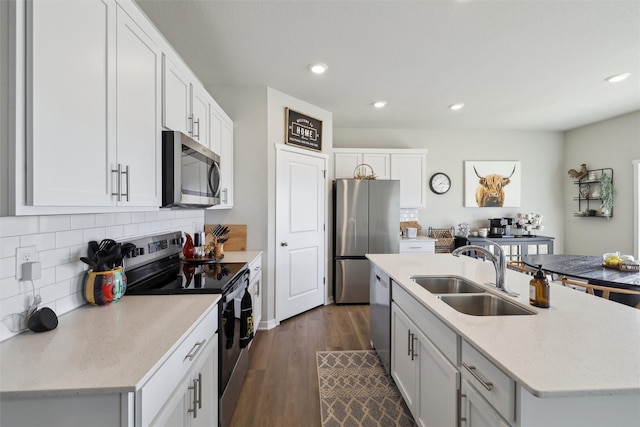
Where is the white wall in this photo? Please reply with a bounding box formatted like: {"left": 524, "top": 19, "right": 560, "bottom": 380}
{"left": 0, "top": 210, "right": 206, "bottom": 342}
{"left": 205, "top": 86, "right": 333, "bottom": 328}
{"left": 563, "top": 111, "right": 640, "bottom": 256}
{"left": 334, "top": 128, "right": 565, "bottom": 252}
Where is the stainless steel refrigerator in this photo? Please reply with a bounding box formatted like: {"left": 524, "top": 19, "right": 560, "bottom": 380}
{"left": 333, "top": 179, "right": 400, "bottom": 303}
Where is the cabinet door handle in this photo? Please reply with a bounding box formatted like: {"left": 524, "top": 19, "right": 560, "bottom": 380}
{"left": 460, "top": 393, "right": 467, "bottom": 425}
{"left": 187, "top": 377, "right": 198, "bottom": 418}
{"left": 121, "top": 165, "right": 130, "bottom": 202}
{"left": 194, "top": 118, "right": 200, "bottom": 139}
{"left": 188, "top": 114, "right": 194, "bottom": 136}
{"left": 196, "top": 372, "right": 202, "bottom": 411}
{"left": 411, "top": 334, "right": 418, "bottom": 361}
{"left": 111, "top": 164, "right": 122, "bottom": 201}
{"left": 256, "top": 279, "right": 260, "bottom": 297}
{"left": 462, "top": 362, "right": 493, "bottom": 391}
{"left": 407, "top": 330, "right": 412, "bottom": 356}
{"left": 185, "top": 339, "right": 206, "bottom": 361}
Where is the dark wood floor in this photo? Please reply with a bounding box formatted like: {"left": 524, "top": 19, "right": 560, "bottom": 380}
{"left": 230, "top": 303, "right": 371, "bottom": 427}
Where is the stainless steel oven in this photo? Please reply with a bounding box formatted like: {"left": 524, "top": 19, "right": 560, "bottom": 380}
{"left": 161, "top": 131, "right": 221, "bottom": 208}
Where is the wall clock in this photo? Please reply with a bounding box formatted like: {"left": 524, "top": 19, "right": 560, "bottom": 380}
{"left": 429, "top": 172, "right": 451, "bottom": 194}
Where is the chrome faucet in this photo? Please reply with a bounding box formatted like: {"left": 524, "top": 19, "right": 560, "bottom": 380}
{"left": 451, "top": 243, "right": 518, "bottom": 297}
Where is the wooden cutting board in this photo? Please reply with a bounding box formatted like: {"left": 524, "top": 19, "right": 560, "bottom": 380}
{"left": 204, "top": 224, "right": 247, "bottom": 251}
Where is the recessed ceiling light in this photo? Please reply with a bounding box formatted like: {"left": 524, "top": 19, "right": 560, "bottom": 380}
{"left": 449, "top": 103, "right": 465, "bottom": 111}
{"left": 372, "top": 101, "right": 387, "bottom": 109}
{"left": 308, "top": 63, "right": 328, "bottom": 74}
{"left": 605, "top": 73, "right": 630, "bottom": 83}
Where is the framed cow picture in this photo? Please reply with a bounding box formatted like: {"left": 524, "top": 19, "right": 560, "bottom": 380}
{"left": 464, "top": 161, "right": 522, "bottom": 207}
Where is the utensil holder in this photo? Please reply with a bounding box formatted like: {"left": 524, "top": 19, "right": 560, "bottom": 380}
{"left": 213, "top": 243, "right": 224, "bottom": 259}
{"left": 83, "top": 267, "right": 127, "bottom": 306}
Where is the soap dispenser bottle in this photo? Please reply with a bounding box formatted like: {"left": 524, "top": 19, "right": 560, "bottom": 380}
{"left": 529, "top": 264, "right": 550, "bottom": 308}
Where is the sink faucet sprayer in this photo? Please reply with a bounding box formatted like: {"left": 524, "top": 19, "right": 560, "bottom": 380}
{"left": 451, "top": 243, "right": 519, "bottom": 297}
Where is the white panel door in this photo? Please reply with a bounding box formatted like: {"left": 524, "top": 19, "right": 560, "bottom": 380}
{"left": 162, "top": 55, "right": 190, "bottom": 135}
{"left": 115, "top": 5, "right": 161, "bottom": 207}
{"left": 276, "top": 146, "right": 326, "bottom": 322}
{"left": 29, "top": 0, "right": 116, "bottom": 206}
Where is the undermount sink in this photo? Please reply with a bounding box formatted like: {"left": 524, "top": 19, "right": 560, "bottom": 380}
{"left": 437, "top": 294, "right": 536, "bottom": 316}
{"left": 410, "top": 275, "right": 486, "bottom": 294}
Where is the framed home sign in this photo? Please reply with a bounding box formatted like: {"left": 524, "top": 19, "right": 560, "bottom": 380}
{"left": 285, "top": 108, "right": 322, "bottom": 152}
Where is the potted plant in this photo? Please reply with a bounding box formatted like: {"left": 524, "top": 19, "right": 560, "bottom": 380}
{"left": 599, "top": 172, "right": 614, "bottom": 216}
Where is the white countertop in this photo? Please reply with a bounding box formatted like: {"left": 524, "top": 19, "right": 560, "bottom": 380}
{"left": 0, "top": 294, "right": 220, "bottom": 397}
{"left": 367, "top": 253, "right": 640, "bottom": 398}
{"left": 220, "top": 250, "right": 262, "bottom": 264}
{"left": 400, "top": 236, "right": 437, "bottom": 242}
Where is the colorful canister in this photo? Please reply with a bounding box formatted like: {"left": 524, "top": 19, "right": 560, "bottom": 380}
{"left": 83, "top": 267, "right": 127, "bottom": 305}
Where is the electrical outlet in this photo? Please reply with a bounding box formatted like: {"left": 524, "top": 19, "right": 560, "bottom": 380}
{"left": 16, "top": 246, "right": 38, "bottom": 280}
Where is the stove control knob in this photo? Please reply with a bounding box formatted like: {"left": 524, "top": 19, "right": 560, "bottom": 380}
{"left": 137, "top": 247, "right": 145, "bottom": 256}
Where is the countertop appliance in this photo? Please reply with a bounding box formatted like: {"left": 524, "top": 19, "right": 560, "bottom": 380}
{"left": 489, "top": 217, "right": 514, "bottom": 237}
{"left": 333, "top": 179, "right": 400, "bottom": 303}
{"left": 123, "top": 231, "right": 249, "bottom": 427}
{"left": 161, "top": 131, "right": 221, "bottom": 208}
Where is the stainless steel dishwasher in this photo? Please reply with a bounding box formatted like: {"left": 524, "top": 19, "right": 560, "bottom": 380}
{"left": 370, "top": 264, "right": 391, "bottom": 373}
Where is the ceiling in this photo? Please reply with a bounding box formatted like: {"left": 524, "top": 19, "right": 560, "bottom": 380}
{"left": 135, "top": 0, "right": 640, "bottom": 132}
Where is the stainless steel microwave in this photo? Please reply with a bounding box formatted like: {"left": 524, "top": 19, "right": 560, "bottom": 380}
{"left": 161, "top": 131, "right": 221, "bottom": 208}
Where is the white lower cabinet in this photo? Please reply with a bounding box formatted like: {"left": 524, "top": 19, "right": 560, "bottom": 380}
{"left": 391, "top": 302, "right": 459, "bottom": 426}
{"left": 399, "top": 239, "right": 435, "bottom": 254}
{"left": 461, "top": 379, "right": 510, "bottom": 427}
{"left": 0, "top": 304, "right": 219, "bottom": 427}
{"left": 151, "top": 335, "right": 218, "bottom": 427}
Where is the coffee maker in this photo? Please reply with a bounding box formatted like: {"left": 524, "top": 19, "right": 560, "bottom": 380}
{"left": 488, "top": 218, "right": 513, "bottom": 237}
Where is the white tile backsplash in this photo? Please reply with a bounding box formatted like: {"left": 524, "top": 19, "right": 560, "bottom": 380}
{"left": 0, "top": 209, "right": 206, "bottom": 342}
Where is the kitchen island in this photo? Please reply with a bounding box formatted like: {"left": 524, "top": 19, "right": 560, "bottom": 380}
{"left": 368, "top": 253, "right": 640, "bottom": 426}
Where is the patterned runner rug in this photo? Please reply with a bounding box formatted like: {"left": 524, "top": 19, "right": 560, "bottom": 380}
{"left": 316, "top": 350, "right": 417, "bottom": 427}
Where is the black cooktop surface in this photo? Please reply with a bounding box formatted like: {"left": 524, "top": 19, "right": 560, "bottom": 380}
{"left": 125, "top": 255, "right": 247, "bottom": 295}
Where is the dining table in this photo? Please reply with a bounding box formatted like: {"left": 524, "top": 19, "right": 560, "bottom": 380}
{"left": 521, "top": 254, "right": 640, "bottom": 306}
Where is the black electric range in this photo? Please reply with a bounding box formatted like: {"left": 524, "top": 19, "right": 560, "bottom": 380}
{"left": 122, "top": 231, "right": 247, "bottom": 295}
{"left": 120, "top": 231, "right": 251, "bottom": 427}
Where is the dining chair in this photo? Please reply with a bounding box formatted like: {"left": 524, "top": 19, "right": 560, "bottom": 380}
{"left": 560, "top": 276, "right": 640, "bottom": 309}
{"left": 507, "top": 260, "right": 537, "bottom": 275}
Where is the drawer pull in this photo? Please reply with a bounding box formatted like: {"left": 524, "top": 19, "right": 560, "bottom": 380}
{"left": 185, "top": 339, "right": 206, "bottom": 361}
{"left": 463, "top": 362, "right": 493, "bottom": 391}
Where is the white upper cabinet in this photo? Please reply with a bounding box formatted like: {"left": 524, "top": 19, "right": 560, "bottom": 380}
{"left": 162, "top": 55, "right": 191, "bottom": 135}
{"left": 333, "top": 149, "right": 427, "bottom": 208}
{"left": 21, "top": 0, "right": 161, "bottom": 212}
{"left": 162, "top": 54, "right": 212, "bottom": 148}
{"left": 209, "top": 102, "right": 234, "bottom": 209}
{"left": 9, "top": 0, "right": 232, "bottom": 214}
{"left": 334, "top": 150, "right": 390, "bottom": 180}
{"left": 391, "top": 152, "right": 427, "bottom": 208}
{"left": 28, "top": 0, "right": 117, "bottom": 207}
{"left": 115, "top": 4, "right": 161, "bottom": 207}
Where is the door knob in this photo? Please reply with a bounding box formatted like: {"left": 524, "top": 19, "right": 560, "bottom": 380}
{"left": 281, "top": 242, "right": 288, "bottom": 247}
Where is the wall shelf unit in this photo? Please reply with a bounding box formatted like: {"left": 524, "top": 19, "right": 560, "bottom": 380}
{"left": 572, "top": 167, "right": 613, "bottom": 218}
